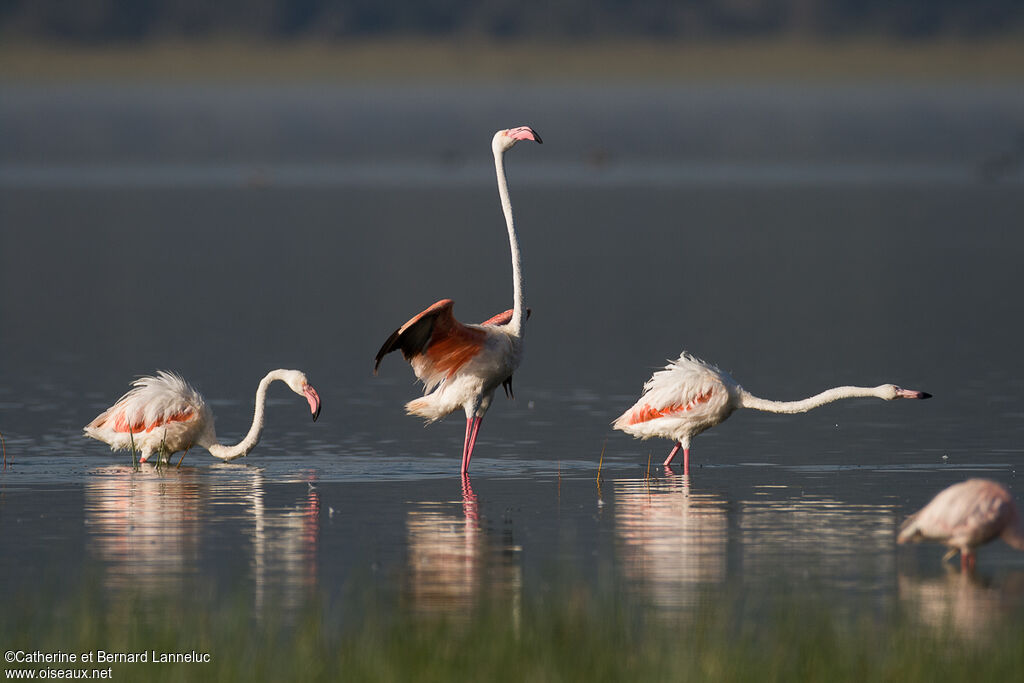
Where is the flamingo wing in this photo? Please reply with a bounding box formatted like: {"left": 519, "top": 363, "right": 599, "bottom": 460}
{"left": 479, "top": 307, "right": 532, "bottom": 327}
{"left": 375, "top": 299, "right": 489, "bottom": 391}
{"left": 614, "top": 353, "right": 732, "bottom": 430}
{"left": 86, "top": 371, "right": 204, "bottom": 435}
{"left": 940, "top": 481, "right": 1012, "bottom": 545}
{"left": 478, "top": 307, "right": 532, "bottom": 398}
{"left": 901, "top": 479, "right": 1013, "bottom": 548}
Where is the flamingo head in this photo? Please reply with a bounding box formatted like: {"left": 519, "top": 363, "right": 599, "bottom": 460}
{"left": 881, "top": 384, "right": 932, "bottom": 400}
{"left": 493, "top": 126, "right": 543, "bottom": 153}
{"left": 282, "top": 370, "right": 322, "bottom": 421}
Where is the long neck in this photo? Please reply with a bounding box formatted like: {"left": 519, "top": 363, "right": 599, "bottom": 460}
{"left": 494, "top": 147, "right": 524, "bottom": 337}
{"left": 738, "top": 386, "right": 889, "bottom": 414}
{"left": 1004, "top": 513, "right": 1024, "bottom": 551}
{"left": 206, "top": 372, "right": 279, "bottom": 461}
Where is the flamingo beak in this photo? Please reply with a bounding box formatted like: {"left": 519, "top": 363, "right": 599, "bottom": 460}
{"left": 897, "top": 388, "right": 932, "bottom": 399}
{"left": 303, "top": 384, "right": 322, "bottom": 421}
{"left": 507, "top": 126, "right": 543, "bottom": 144}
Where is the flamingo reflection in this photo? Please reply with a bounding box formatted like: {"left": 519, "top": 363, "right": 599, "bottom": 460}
{"left": 84, "top": 465, "right": 320, "bottom": 610}
{"left": 85, "top": 466, "right": 203, "bottom": 593}
{"left": 898, "top": 569, "right": 1024, "bottom": 642}
{"left": 404, "top": 474, "right": 521, "bottom": 616}
{"left": 246, "top": 470, "right": 320, "bottom": 612}
{"left": 614, "top": 473, "right": 728, "bottom": 608}
{"left": 738, "top": 490, "right": 897, "bottom": 592}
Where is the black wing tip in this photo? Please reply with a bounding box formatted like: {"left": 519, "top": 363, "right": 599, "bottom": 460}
{"left": 374, "top": 328, "right": 404, "bottom": 374}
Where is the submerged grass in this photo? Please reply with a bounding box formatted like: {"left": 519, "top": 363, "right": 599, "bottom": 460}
{"left": 2, "top": 582, "right": 1023, "bottom": 682}
{"left": 128, "top": 427, "right": 138, "bottom": 471}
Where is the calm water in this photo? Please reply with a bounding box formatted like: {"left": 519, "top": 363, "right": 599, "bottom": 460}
{"left": 1, "top": 82, "right": 1023, "bottom": 633}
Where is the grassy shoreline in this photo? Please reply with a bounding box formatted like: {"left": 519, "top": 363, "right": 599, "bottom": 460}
{"left": 3, "top": 587, "right": 1023, "bottom": 682}
{"left": 2, "top": 37, "right": 1024, "bottom": 83}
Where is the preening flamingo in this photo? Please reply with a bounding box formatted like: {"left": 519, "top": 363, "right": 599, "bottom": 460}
{"left": 613, "top": 352, "right": 931, "bottom": 475}
{"left": 84, "top": 369, "right": 321, "bottom": 463}
{"left": 374, "top": 126, "right": 542, "bottom": 474}
{"left": 898, "top": 478, "right": 1024, "bottom": 571}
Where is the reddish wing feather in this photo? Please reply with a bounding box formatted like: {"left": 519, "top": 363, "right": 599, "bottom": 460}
{"left": 375, "top": 299, "right": 486, "bottom": 381}
{"left": 627, "top": 390, "right": 714, "bottom": 425}
{"left": 110, "top": 408, "right": 196, "bottom": 433}
{"left": 480, "top": 309, "right": 514, "bottom": 326}
{"left": 479, "top": 307, "right": 532, "bottom": 326}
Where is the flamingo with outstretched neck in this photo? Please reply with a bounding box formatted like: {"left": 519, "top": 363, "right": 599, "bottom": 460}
{"left": 613, "top": 352, "right": 931, "bottom": 475}
{"left": 374, "top": 126, "right": 541, "bottom": 474}
{"left": 899, "top": 478, "right": 1024, "bottom": 571}
{"left": 84, "top": 369, "right": 321, "bottom": 463}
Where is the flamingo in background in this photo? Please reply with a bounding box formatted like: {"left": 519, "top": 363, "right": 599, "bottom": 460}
{"left": 374, "top": 126, "right": 542, "bottom": 474}
{"left": 898, "top": 479, "right": 1024, "bottom": 571}
{"left": 84, "top": 369, "right": 321, "bottom": 463}
{"left": 613, "top": 352, "right": 931, "bottom": 475}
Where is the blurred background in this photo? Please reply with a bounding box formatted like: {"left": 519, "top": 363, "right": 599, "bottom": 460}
{"left": 1, "top": 0, "right": 1023, "bottom": 80}
{"left": 3, "top": 0, "right": 1023, "bottom": 42}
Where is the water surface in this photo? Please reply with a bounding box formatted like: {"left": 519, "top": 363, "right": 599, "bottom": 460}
{"left": 1, "top": 82, "right": 1023, "bottom": 639}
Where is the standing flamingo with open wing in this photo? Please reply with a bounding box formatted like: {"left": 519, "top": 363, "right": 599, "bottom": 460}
{"left": 898, "top": 479, "right": 1024, "bottom": 571}
{"left": 374, "top": 126, "right": 541, "bottom": 474}
{"left": 84, "top": 369, "right": 321, "bottom": 463}
{"left": 613, "top": 351, "right": 931, "bottom": 475}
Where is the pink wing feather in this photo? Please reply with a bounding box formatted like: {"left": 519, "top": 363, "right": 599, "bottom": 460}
{"left": 86, "top": 371, "right": 205, "bottom": 435}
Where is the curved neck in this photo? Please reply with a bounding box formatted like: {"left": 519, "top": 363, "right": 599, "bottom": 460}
{"left": 739, "top": 386, "right": 889, "bottom": 414}
{"left": 1004, "top": 515, "right": 1024, "bottom": 551}
{"left": 207, "top": 371, "right": 280, "bottom": 461}
{"left": 494, "top": 147, "right": 524, "bottom": 337}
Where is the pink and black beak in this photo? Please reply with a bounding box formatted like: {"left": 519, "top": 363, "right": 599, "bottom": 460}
{"left": 303, "top": 384, "right": 322, "bottom": 421}
{"left": 506, "top": 126, "right": 543, "bottom": 144}
{"left": 897, "top": 387, "right": 932, "bottom": 400}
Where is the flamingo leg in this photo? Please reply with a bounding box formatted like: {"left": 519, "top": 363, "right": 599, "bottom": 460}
{"left": 462, "top": 416, "right": 484, "bottom": 475}
{"left": 461, "top": 417, "right": 473, "bottom": 473}
{"left": 663, "top": 442, "right": 682, "bottom": 467}
{"left": 961, "top": 551, "right": 976, "bottom": 573}
{"left": 682, "top": 448, "right": 690, "bottom": 476}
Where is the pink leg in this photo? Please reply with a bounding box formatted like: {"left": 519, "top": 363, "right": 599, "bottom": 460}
{"left": 663, "top": 442, "right": 682, "bottom": 467}
{"left": 962, "top": 551, "right": 976, "bottom": 572}
{"left": 462, "top": 416, "right": 484, "bottom": 475}
{"left": 682, "top": 448, "right": 690, "bottom": 476}
{"left": 461, "top": 417, "right": 473, "bottom": 474}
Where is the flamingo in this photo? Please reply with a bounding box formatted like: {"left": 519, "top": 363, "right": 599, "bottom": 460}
{"left": 374, "top": 126, "right": 542, "bottom": 474}
{"left": 613, "top": 352, "right": 931, "bottom": 475}
{"left": 898, "top": 478, "right": 1024, "bottom": 571}
{"left": 84, "top": 369, "right": 321, "bottom": 463}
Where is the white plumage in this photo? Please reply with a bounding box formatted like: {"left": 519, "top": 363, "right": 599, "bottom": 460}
{"left": 898, "top": 478, "right": 1024, "bottom": 571}
{"left": 84, "top": 369, "right": 321, "bottom": 463}
{"left": 374, "top": 126, "right": 542, "bottom": 475}
{"left": 614, "top": 351, "right": 931, "bottom": 475}
{"left": 613, "top": 353, "right": 737, "bottom": 445}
